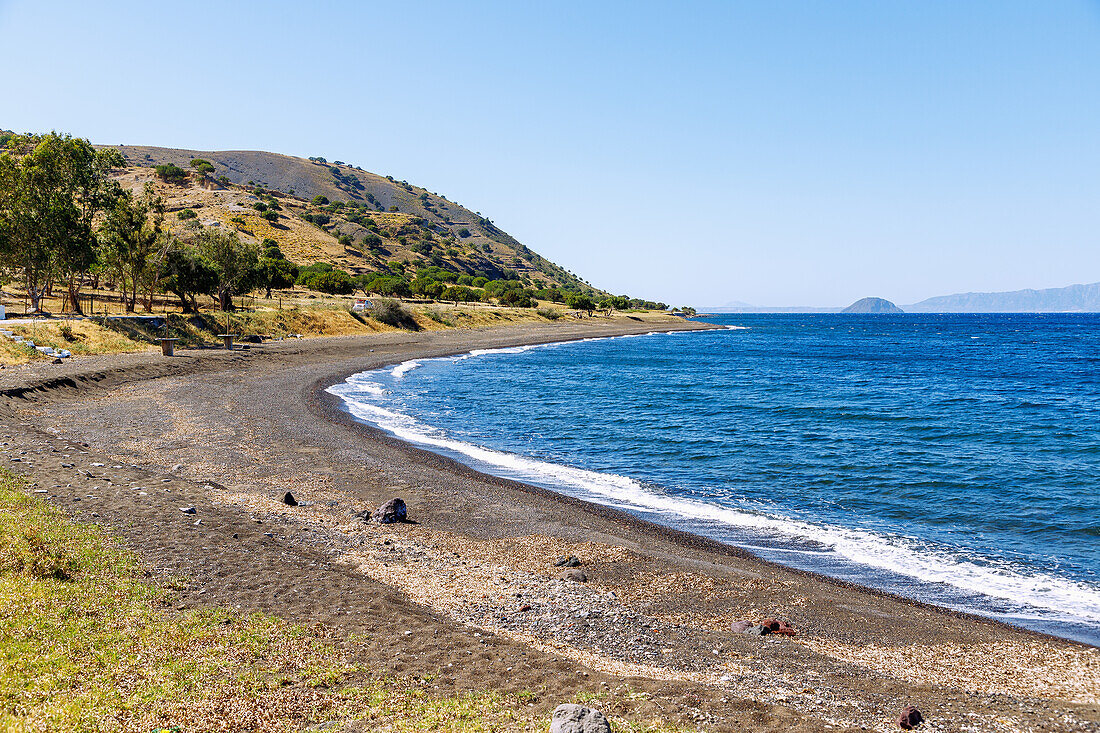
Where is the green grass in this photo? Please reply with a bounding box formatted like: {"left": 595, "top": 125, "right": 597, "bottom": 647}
{"left": 0, "top": 470, "right": 688, "bottom": 732}
{"left": 0, "top": 469, "right": 558, "bottom": 732}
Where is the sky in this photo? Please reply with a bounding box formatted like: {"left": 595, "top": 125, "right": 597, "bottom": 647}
{"left": 2, "top": 1, "right": 1099, "bottom": 308}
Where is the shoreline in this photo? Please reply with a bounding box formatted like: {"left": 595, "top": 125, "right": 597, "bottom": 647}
{"left": 4, "top": 317, "right": 1099, "bottom": 731}
{"left": 311, "top": 331, "right": 1099, "bottom": 652}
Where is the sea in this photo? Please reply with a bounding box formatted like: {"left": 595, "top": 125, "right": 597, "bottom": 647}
{"left": 327, "top": 313, "right": 1100, "bottom": 646}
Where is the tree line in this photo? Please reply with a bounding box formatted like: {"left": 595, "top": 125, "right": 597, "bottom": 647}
{"left": 0, "top": 133, "right": 288, "bottom": 314}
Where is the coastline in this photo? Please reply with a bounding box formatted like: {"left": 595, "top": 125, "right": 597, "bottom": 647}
{"left": 3, "top": 317, "right": 1098, "bottom": 731}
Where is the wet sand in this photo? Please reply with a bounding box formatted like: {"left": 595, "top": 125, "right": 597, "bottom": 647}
{"left": 2, "top": 318, "right": 1098, "bottom": 732}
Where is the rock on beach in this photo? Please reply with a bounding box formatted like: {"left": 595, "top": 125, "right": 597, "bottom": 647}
{"left": 372, "top": 497, "right": 407, "bottom": 524}
{"left": 550, "top": 704, "right": 611, "bottom": 733}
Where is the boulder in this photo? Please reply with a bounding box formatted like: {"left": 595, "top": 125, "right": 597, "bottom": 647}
{"left": 280, "top": 491, "right": 298, "bottom": 507}
{"left": 554, "top": 555, "right": 582, "bottom": 567}
{"left": 372, "top": 497, "right": 407, "bottom": 524}
{"left": 550, "top": 704, "right": 611, "bottom": 733}
{"left": 730, "top": 620, "right": 754, "bottom": 634}
{"left": 897, "top": 705, "right": 924, "bottom": 730}
{"left": 559, "top": 568, "right": 587, "bottom": 583}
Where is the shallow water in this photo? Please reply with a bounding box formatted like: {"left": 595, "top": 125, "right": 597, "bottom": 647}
{"left": 328, "top": 314, "right": 1100, "bottom": 645}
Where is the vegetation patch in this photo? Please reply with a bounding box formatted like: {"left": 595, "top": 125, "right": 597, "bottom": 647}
{"left": 0, "top": 469, "right": 556, "bottom": 732}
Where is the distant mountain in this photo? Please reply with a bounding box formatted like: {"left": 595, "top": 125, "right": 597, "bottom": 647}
{"left": 906, "top": 282, "right": 1100, "bottom": 313}
{"left": 842, "top": 297, "right": 904, "bottom": 314}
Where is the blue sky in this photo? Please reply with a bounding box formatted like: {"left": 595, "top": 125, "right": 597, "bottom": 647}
{"left": 2, "top": 1, "right": 1099, "bottom": 307}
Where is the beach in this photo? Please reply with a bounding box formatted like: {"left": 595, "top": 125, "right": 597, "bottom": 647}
{"left": 3, "top": 317, "right": 1098, "bottom": 732}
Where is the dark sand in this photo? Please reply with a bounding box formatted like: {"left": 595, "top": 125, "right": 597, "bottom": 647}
{"left": 2, "top": 318, "right": 1098, "bottom": 732}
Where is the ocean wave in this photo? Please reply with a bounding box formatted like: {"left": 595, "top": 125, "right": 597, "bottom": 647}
{"left": 328, "top": 379, "right": 1100, "bottom": 628}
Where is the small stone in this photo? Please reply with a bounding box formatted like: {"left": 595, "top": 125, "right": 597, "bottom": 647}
{"left": 518, "top": 604, "right": 532, "bottom": 612}
{"left": 730, "top": 620, "right": 754, "bottom": 633}
{"left": 52, "top": 357, "right": 62, "bottom": 364}
{"left": 559, "top": 569, "right": 587, "bottom": 583}
{"left": 743, "top": 625, "right": 770, "bottom": 636}
{"left": 554, "top": 555, "right": 581, "bottom": 568}
{"left": 280, "top": 491, "right": 298, "bottom": 507}
{"left": 180, "top": 506, "right": 197, "bottom": 514}
{"left": 897, "top": 705, "right": 924, "bottom": 730}
{"left": 171, "top": 463, "right": 184, "bottom": 473}
{"left": 550, "top": 703, "right": 611, "bottom": 733}
{"left": 372, "top": 497, "right": 407, "bottom": 524}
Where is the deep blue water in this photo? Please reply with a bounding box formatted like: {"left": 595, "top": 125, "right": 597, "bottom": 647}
{"left": 329, "top": 314, "right": 1100, "bottom": 645}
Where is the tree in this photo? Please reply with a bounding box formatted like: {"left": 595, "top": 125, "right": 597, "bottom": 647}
{"left": 565, "top": 292, "right": 596, "bottom": 314}
{"left": 190, "top": 159, "right": 215, "bottom": 188}
{"left": 441, "top": 285, "right": 476, "bottom": 304}
{"left": 365, "top": 275, "right": 411, "bottom": 297}
{"left": 258, "top": 258, "right": 298, "bottom": 298}
{"left": 304, "top": 269, "right": 353, "bottom": 295}
{"left": 195, "top": 228, "right": 260, "bottom": 310}
{"left": 99, "top": 184, "right": 165, "bottom": 312}
{"left": 161, "top": 243, "right": 217, "bottom": 312}
{"left": 0, "top": 133, "right": 123, "bottom": 313}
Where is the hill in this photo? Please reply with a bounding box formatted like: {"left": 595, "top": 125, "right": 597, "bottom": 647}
{"left": 104, "top": 145, "right": 596, "bottom": 294}
{"left": 841, "top": 297, "right": 904, "bottom": 314}
{"left": 906, "top": 282, "right": 1100, "bottom": 313}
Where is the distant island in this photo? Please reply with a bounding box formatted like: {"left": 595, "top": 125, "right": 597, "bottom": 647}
{"left": 842, "top": 297, "right": 904, "bottom": 314}
{"left": 905, "top": 282, "right": 1100, "bottom": 313}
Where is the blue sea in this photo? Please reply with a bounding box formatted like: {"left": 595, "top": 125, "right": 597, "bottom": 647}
{"left": 328, "top": 314, "right": 1100, "bottom": 645}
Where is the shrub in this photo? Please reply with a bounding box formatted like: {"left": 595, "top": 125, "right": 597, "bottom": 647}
{"left": 154, "top": 164, "right": 187, "bottom": 183}
{"left": 252, "top": 201, "right": 268, "bottom": 212}
{"left": 190, "top": 158, "right": 215, "bottom": 174}
{"left": 261, "top": 210, "right": 278, "bottom": 223}
{"left": 312, "top": 195, "right": 329, "bottom": 205}
{"left": 537, "top": 307, "right": 563, "bottom": 320}
{"left": 370, "top": 298, "right": 419, "bottom": 330}
{"left": 457, "top": 227, "right": 471, "bottom": 238}
{"left": 177, "top": 208, "right": 197, "bottom": 220}
{"left": 312, "top": 213, "right": 330, "bottom": 227}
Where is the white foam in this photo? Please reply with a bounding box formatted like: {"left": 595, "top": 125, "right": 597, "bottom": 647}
{"left": 325, "top": 327, "right": 1100, "bottom": 631}
{"left": 391, "top": 360, "right": 421, "bottom": 378}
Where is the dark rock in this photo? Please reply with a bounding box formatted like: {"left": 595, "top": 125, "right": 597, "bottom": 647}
{"left": 743, "top": 625, "right": 770, "bottom": 636}
{"left": 559, "top": 569, "right": 587, "bottom": 583}
{"left": 518, "top": 604, "right": 532, "bottom": 612}
{"left": 280, "top": 491, "right": 298, "bottom": 506}
{"left": 51, "top": 357, "right": 62, "bottom": 364}
{"left": 554, "top": 555, "right": 582, "bottom": 568}
{"left": 550, "top": 704, "right": 611, "bottom": 733}
{"left": 180, "top": 506, "right": 197, "bottom": 514}
{"left": 897, "top": 705, "right": 924, "bottom": 730}
{"left": 372, "top": 497, "right": 407, "bottom": 524}
{"left": 761, "top": 618, "right": 797, "bottom": 636}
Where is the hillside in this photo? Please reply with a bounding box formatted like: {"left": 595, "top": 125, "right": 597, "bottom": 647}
{"left": 906, "top": 282, "right": 1100, "bottom": 313}
{"left": 105, "top": 145, "right": 594, "bottom": 292}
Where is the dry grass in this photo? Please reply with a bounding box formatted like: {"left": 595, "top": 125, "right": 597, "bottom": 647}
{"left": 2, "top": 320, "right": 151, "bottom": 364}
